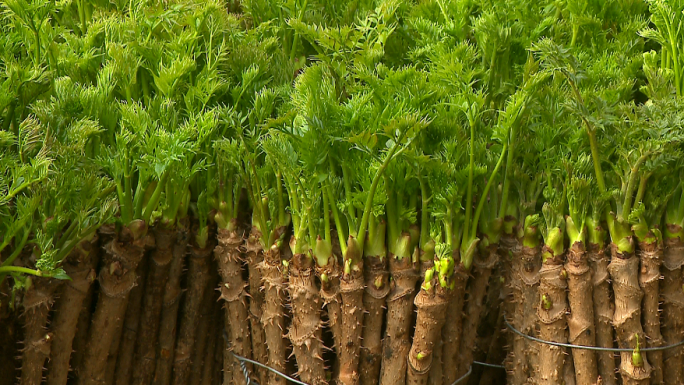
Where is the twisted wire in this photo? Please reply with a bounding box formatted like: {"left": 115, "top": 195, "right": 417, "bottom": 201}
{"left": 222, "top": 328, "right": 505, "bottom": 385}
{"left": 504, "top": 315, "right": 684, "bottom": 352}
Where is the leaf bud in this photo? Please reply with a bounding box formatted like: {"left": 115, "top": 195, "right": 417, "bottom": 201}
{"left": 632, "top": 334, "right": 643, "bottom": 368}
{"left": 541, "top": 294, "right": 552, "bottom": 310}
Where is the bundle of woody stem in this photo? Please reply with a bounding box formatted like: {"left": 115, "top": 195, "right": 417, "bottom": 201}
{"left": 3, "top": 2, "right": 684, "bottom": 385}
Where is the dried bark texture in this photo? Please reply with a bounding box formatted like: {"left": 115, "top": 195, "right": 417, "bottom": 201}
{"left": 564, "top": 353, "right": 577, "bottom": 385}
{"left": 319, "top": 256, "right": 342, "bottom": 356}
{"left": 288, "top": 252, "right": 327, "bottom": 385}
{"left": 505, "top": 238, "right": 526, "bottom": 384}
{"left": 215, "top": 227, "right": 252, "bottom": 385}
{"left": 108, "top": 233, "right": 155, "bottom": 385}
{"left": 477, "top": 260, "right": 510, "bottom": 354}
{"left": 637, "top": 241, "right": 663, "bottom": 385}
{"left": 359, "top": 256, "right": 390, "bottom": 385}
{"left": 587, "top": 243, "right": 616, "bottom": 385}
{"left": 0, "top": 305, "right": 19, "bottom": 385}
{"left": 608, "top": 245, "right": 652, "bottom": 385}
{"left": 105, "top": 309, "right": 126, "bottom": 385}
{"left": 259, "top": 245, "right": 289, "bottom": 385}
{"left": 406, "top": 284, "right": 449, "bottom": 385}
{"left": 537, "top": 252, "right": 568, "bottom": 385}
{"left": 427, "top": 339, "right": 443, "bottom": 385}
{"left": 441, "top": 261, "right": 468, "bottom": 385}
{"left": 171, "top": 238, "right": 215, "bottom": 385}
{"left": 317, "top": 251, "right": 342, "bottom": 383}
{"left": 379, "top": 253, "right": 418, "bottom": 385}
{"left": 458, "top": 244, "right": 498, "bottom": 377}
{"left": 200, "top": 299, "right": 220, "bottom": 385}
{"left": 131, "top": 227, "right": 176, "bottom": 385}
{"left": 70, "top": 288, "right": 95, "bottom": 380}
{"left": 0, "top": 275, "right": 18, "bottom": 383}
{"left": 213, "top": 305, "right": 226, "bottom": 385}
{"left": 189, "top": 261, "right": 220, "bottom": 385}
{"left": 470, "top": 261, "right": 505, "bottom": 384}
{"left": 113, "top": 256, "right": 147, "bottom": 385}
{"left": 339, "top": 260, "right": 365, "bottom": 385}
{"left": 71, "top": 226, "right": 117, "bottom": 379}
{"left": 520, "top": 245, "right": 542, "bottom": 382}
{"left": 565, "top": 242, "right": 598, "bottom": 385}
{"left": 20, "top": 278, "right": 59, "bottom": 385}
{"left": 153, "top": 224, "right": 189, "bottom": 385}
{"left": 79, "top": 232, "right": 146, "bottom": 385}
{"left": 661, "top": 235, "right": 684, "bottom": 385}
{"left": 245, "top": 227, "right": 268, "bottom": 385}
{"left": 478, "top": 306, "right": 507, "bottom": 385}
{"left": 47, "top": 238, "right": 99, "bottom": 385}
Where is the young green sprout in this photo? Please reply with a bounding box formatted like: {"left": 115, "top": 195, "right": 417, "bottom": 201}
{"left": 632, "top": 334, "right": 643, "bottom": 368}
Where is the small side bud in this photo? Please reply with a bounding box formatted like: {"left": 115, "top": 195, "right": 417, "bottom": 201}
{"left": 632, "top": 334, "right": 643, "bottom": 368}
{"left": 541, "top": 294, "right": 552, "bottom": 310}
{"left": 424, "top": 268, "right": 434, "bottom": 282}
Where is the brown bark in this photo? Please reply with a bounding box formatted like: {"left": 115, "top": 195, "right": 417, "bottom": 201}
{"left": 479, "top": 259, "right": 505, "bottom": 358}
{"left": 113, "top": 256, "right": 147, "bottom": 385}
{"left": 245, "top": 227, "right": 268, "bottom": 385}
{"left": 108, "top": 232, "right": 155, "bottom": 385}
{"left": 131, "top": 227, "right": 176, "bottom": 385}
{"left": 288, "top": 252, "right": 327, "bottom": 385}
{"left": 564, "top": 353, "right": 577, "bottom": 385}
{"left": 661, "top": 234, "right": 684, "bottom": 385}
{"left": 105, "top": 308, "right": 125, "bottom": 385}
{"left": 587, "top": 243, "right": 616, "bottom": 385}
{"left": 339, "top": 257, "right": 365, "bottom": 385}
{"left": 69, "top": 289, "right": 94, "bottom": 381}
{"left": 318, "top": 256, "right": 342, "bottom": 359}
{"left": 200, "top": 298, "right": 220, "bottom": 385}
{"left": 608, "top": 244, "right": 652, "bottom": 385}
{"left": 537, "top": 251, "right": 568, "bottom": 385}
{"left": 637, "top": 241, "right": 663, "bottom": 385}
{"left": 171, "top": 237, "right": 215, "bottom": 385}
{"left": 21, "top": 278, "right": 60, "bottom": 385}
{"left": 469, "top": 261, "right": 505, "bottom": 385}
{"left": 213, "top": 305, "right": 226, "bottom": 385}
{"left": 505, "top": 237, "right": 527, "bottom": 384}
{"left": 406, "top": 282, "right": 449, "bottom": 385}
{"left": 79, "top": 227, "right": 146, "bottom": 385}
{"left": 359, "top": 256, "right": 390, "bottom": 385}
{"left": 71, "top": 227, "right": 116, "bottom": 380}
{"left": 47, "top": 238, "right": 99, "bottom": 385}
{"left": 153, "top": 223, "right": 189, "bottom": 385}
{"left": 520, "top": 244, "right": 542, "bottom": 382}
{"left": 215, "top": 227, "right": 252, "bottom": 385}
{"left": 379, "top": 252, "right": 419, "bottom": 385}
{"left": 259, "top": 244, "right": 289, "bottom": 385}
{"left": 478, "top": 306, "right": 507, "bottom": 385}
{"left": 0, "top": 275, "right": 19, "bottom": 384}
{"left": 441, "top": 261, "right": 468, "bottom": 385}
{"left": 565, "top": 242, "right": 598, "bottom": 385}
{"left": 0, "top": 304, "right": 19, "bottom": 385}
{"left": 190, "top": 259, "right": 220, "bottom": 385}
{"left": 427, "top": 339, "right": 442, "bottom": 385}
{"left": 457, "top": 244, "right": 498, "bottom": 377}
